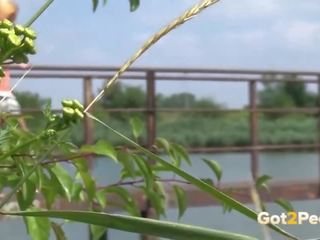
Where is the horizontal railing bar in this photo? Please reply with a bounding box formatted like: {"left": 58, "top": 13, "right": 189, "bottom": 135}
{"left": 188, "top": 144, "right": 320, "bottom": 153}
{"left": 10, "top": 73, "right": 320, "bottom": 83}
{"left": 11, "top": 74, "right": 146, "bottom": 80}
{"left": 156, "top": 77, "right": 319, "bottom": 83}
{"left": 8, "top": 65, "right": 320, "bottom": 76}
{"left": 148, "top": 108, "right": 320, "bottom": 114}
{"left": 19, "top": 107, "right": 320, "bottom": 114}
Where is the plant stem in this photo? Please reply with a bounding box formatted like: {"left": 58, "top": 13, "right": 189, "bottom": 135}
{"left": 106, "top": 178, "right": 191, "bottom": 188}
{"left": 24, "top": 0, "right": 54, "bottom": 27}
{"left": 250, "top": 186, "right": 272, "bottom": 240}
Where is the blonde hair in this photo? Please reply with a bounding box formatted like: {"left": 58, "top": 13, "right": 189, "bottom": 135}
{"left": 0, "top": 0, "right": 18, "bottom": 21}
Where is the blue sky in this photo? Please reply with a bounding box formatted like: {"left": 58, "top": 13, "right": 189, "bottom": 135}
{"left": 12, "top": 0, "right": 320, "bottom": 108}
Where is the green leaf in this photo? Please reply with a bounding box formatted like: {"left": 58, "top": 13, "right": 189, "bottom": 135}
{"left": 144, "top": 188, "right": 166, "bottom": 217}
{"left": 92, "top": 0, "right": 98, "bottom": 11}
{"left": 143, "top": 181, "right": 167, "bottom": 217}
{"left": 156, "top": 137, "right": 170, "bottom": 152}
{"left": 42, "top": 187, "right": 57, "bottom": 209}
{"left": 40, "top": 171, "right": 59, "bottom": 209}
{"left": 25, "top": 211, "right": 50, "bottom": 240}
{"left": 104, "top": 186, "right": 140, "bottom": 216}
{"left": 129, "top": 116, "right": 143, "bottom": 139}
{"left": 16, "top": 179, "right": 36, "bottom": 210}
{"left": 74, "top": 160, "right": 96, "bottom": 202}
{"left": 173, "top": 185, "right": 187, "bottom": 219}
{"left": 81, "top": 140, "right": 117, "bottom": 162}
{"left": 203, "top": 159, "right": 222, "bottom": 182}
{"left": 8, "top": 210, "right": 258, "bottom": 240}
{"left": 156, "top": 138, "right": 190, "bottom": 166}
{"left": 118, "top": 151, "right": 135, "bottom": 178}
{"left": 96, "top": 189, "right": 107, "bottom": 209}
{"left": 255, "top": 175, "right": 272, "bottom": 191}
{"left": 49, "top": 164, "right": 73, "bottom": 201}
{"left": 90, "top": 224, "right": 107, "bottom": 240}
{"left": 57, "top": 141, "right": 78, "bottom": 153}
{"left": 275, "top": 198, "right": 294, "bottom": 212}
{"left": 0, "top": 67, "right": 5, "bottom": 78}
{"left": 51, "top": 222, "right": 67, "bottom": 240}
{"left": 71, "top": 183, "right": 83, "bottom": 201}
{"left": 72, "top": 157, "right": 89, "bottom": 172}
{"left": 129, "top": 0, "right": 140, "bottom": 12}
{"left": 0, "top": 127, "right": 10, "bottom": 142}
{"left": 170, "top": 143, "right": 191, "bottom": 166}
{"left": 80, "top": 172, "right": 96, "bottom": 201}
{"left": 132, "top": 155, "right": 153, "bottom": 189}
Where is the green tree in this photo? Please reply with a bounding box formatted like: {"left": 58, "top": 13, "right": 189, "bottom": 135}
{"left": 101, "top": 83, "right": 145, "bottom": 108}
{"left": 101, "top": 83, "right": 222, "bottom": 109}
{"left": 15, "top": 91, "right": 49, "bottom": 109}
{"left": 157, "top": 93, "right": 196, "bottom": 108}
{"left": 258, "top": 75, "right": 317, "bottom": 108}
{"left": 14, "top": 91, "right": 50, "bottom": 130}
{"left": 157, "top": 92, "right": 222, "bottom": 109}
{"left": 259, "top": 83, "right": 295, "bottom": 108}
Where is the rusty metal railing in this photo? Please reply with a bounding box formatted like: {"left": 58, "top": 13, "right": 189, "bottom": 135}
{"left": 9, "top": 65, "right": 320, "bottom": 202}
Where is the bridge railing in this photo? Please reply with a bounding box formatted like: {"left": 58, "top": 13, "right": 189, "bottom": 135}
{"left": 8, "top": 65, "right": 320, "bottom": 202}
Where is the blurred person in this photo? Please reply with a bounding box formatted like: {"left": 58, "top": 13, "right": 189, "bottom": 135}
{"left": 0, "top": 0, "right": 28, "bottom": 130}
{"left": 0, "top": 0, "right": 16, "bottom": 20}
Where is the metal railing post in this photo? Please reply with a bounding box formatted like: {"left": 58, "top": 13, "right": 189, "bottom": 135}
{"left": 83, "top": 77, "right": 94, "bottom": 147}
{"left": 141, "top": 70, "right": 157, "bottom": 240}
{"left": 249, "top": 80, "right": 259, "bottom": 181}
{"left": 146, "top": 71, "right": 156, "bottom": 148}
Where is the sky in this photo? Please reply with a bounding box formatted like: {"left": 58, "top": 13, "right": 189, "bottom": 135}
{"left": 11, "top": 0, "right": 320, "bottom": 108}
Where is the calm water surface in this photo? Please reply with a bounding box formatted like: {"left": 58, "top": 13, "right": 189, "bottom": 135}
{"left": 1, "top": 152, "right": 319, "bottom": 240}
